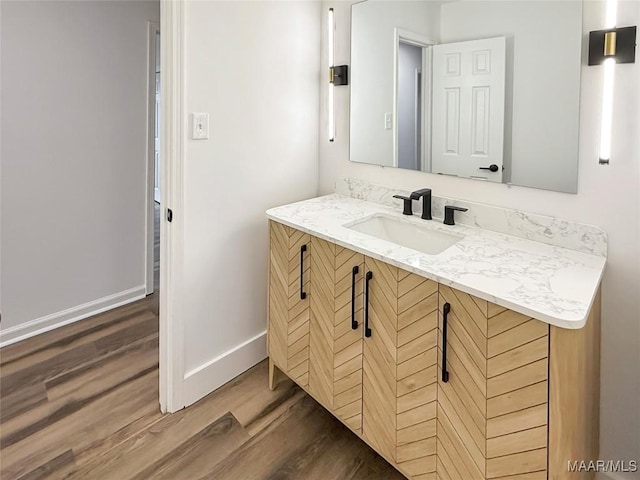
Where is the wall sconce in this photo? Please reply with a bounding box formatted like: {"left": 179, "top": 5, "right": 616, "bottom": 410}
{"left": 328, "top": 7, "right": 349, "bottom": 142}
{"left": 589, "top": 0, "right": 637, "bottom": 164}
{"left": 588, "top": 26, "right": 637, "bottom": 65}
{"left": 329, "top": 65, "right": 349, "bottom": 86}
{"left": 328, "top": 8, "right": 335, "bottom": 142}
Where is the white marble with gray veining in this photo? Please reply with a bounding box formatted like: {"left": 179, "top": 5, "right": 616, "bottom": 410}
{"left": 267, "top": 194, "right": 606, "bottom": 329}
{"left": 335, "top": 177, "right": 608, "bottom": 257}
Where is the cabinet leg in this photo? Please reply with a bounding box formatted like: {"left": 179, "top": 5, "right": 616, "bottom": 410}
{"left": 268, "top": 357, "right": 285, "bottom": 391}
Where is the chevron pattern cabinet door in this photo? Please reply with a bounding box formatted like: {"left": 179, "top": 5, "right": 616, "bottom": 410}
{"left": 309, "top": 237, "right": 365, "bottom": 432}
{"left": 362, "top": 257, "right": 400, "bottom": 462}
{"left": 268, "top": 221, "right": 310, "bottom": 388}
{"left": 438, "top": 285, "right": 488, "bottom": 480}
{"left": 333, "top": 244, "right": 365, "bottom": 432}
{"left": 437, "top": 285, "right": 549, "bottom": 480}
{"left": 362, "top": 258, "right": 439, "bottom": 475}
{"left": 395, "top": 270, "right": 439, "bottom": 480}
{"left": 485, "top": 305, "right": 549, "bottom": 480}
{"left": 309, "top": 237, "right": 337, "bottom": 409}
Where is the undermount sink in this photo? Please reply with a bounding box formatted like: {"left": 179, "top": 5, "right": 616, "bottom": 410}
{"left": 346, "top": 214, "right": 462, "bottom": 255}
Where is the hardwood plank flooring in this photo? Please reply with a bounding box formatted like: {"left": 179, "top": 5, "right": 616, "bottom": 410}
{"left": 0, "top": 203, "right": 403, "bottom": 480}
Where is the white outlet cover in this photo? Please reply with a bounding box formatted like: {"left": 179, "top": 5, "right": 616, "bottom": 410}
{"left": 192, "top": 112, "right": 209, "bottom": 140}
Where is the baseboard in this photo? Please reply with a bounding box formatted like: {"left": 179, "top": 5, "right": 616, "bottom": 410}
{"left": 182, "top": 331, "right": 267, "bottom": 408}
{"left": 0, "top": 286, "right": 146, "bottom": 348}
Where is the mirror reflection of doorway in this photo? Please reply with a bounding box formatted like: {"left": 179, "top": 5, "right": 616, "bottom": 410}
{"left": 394, "top": 29, "right": 434, "bottom": 173}
{"left": 154, "top": 30, "right": 161, "bottom": 204}
{"left": 147, "top": 23, "right": 161, "bottom": 297}
{"left": 153, "top": 29, "right": 161, "bottom": 296}
{"left": 397, "top": 41, "right": 423, "bottom": 171}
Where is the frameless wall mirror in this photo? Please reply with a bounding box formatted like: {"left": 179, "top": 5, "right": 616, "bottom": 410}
{"left": 349, "top": 0, "right": 583, "bottom": 193}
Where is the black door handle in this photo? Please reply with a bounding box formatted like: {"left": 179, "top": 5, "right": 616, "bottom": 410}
{"left": 479, "top": 164, "right": 499, "bottom": 172}
{"left": 442, "top": 302, "right": 450, "bottom": 382}
{"left": 351, "top": 266, "right": 359, "bottom": 329}
{"left": 299, "top": 244, "right": 307, "bottom": 300}
{"left": 364, "top": 271, "right": 373, "bottom": 337}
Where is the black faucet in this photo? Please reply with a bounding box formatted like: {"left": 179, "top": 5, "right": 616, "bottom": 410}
{"left": 410, "top": 188, "right": 432, "bottom": 220}
{"left": 443, "top": 205, "right": 468, "bottom": 225}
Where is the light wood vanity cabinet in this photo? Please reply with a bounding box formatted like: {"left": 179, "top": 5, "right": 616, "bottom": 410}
{"left": 268, "top": 221, "right": 600, "bottom": 480}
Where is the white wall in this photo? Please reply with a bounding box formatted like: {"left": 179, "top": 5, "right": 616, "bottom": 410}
{"left": 440, "top": 1, "right": 582, "bottom": 193}
{"left": 320, "top": 0, "right": 639, "bottom": 475}
{"left": 179, "top": 1, "right": 319, "bottom": 403}
{"left": 350, "top": 1, "right": 441, "bottom": 167}
{"left": 1, "top": 1, "right": 160, "bottom": 343}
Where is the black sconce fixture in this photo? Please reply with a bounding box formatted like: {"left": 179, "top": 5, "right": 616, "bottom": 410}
{"left": 588, "top": 26, "right": 637, "bottom": 65}
{"left": 329, "top": 65, "right": 349, "bottom": 86}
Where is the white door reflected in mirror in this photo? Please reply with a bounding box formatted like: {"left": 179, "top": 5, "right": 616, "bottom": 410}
{"left": 431, "top": 36, "right": 505, "bottom": 182}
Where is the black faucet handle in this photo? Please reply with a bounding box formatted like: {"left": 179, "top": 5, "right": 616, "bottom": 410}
{"left": 443, "top": 205, "right": 468, "bottom": 225}
{"left": 410, "top": 188, "right": 432, "bottom": 200}
{"left": 393, "top": 195, "right": 413, "bottom": 216}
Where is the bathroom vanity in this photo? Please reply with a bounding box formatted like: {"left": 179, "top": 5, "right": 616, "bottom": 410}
{"left": 266, "top": 190, "right": 605, "bottom": 480}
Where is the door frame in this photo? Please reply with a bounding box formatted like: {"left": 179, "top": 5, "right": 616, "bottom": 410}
{"left": 158, "top": 0, "right": 186, "bottom": 413}
{"left": 392, "top": 28, "right": 436, "bottom": 171}
{"left": 146, "top": 21, "right": 161, "bottom": 296}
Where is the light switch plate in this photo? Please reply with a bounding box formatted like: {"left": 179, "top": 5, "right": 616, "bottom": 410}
{"left": 192, "top": 113, "right": 209, "bottom": 140}
{"left": 384, "top": 113, "right": 392, "bottom": 130}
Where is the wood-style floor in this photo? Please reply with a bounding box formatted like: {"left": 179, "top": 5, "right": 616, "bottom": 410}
{"left": 0, "top": 204, "right": 404, "bottom": 480}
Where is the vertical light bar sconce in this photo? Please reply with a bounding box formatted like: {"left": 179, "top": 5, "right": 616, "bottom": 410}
{"left": 588, "top": 0, "right": 637, "bottom": 164}
{"left": 600, "top": 0, "right": 618, "bottom": 166}
{"left": 327, "top": 7, "right": 349, "bottom": 143}
{"left": 328, "top": 7, "right": 335, "bottom": 142}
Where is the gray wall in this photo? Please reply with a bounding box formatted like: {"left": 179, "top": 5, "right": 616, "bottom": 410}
{"left": 1, "top": 1, "right": 160, "bottom": 338}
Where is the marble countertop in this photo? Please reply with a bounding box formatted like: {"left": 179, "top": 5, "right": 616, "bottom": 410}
{"left": 266, "top": 194, "right": 606, "bottom": 329}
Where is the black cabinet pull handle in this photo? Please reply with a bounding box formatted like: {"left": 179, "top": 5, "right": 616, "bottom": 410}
{"left": 364, "top": 271, "right": 373, "bottom": 337}
{"left": 442, "top": 302, "right": 450, "bottom": 382}
{"left": 351, "top": 266, "right": 359, "bottom": 329}
{"left": 299, "top": 244, "right": 307, "bottom": 300}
